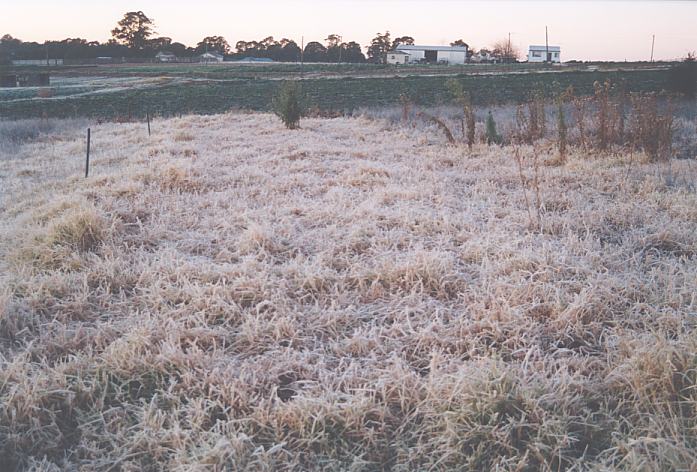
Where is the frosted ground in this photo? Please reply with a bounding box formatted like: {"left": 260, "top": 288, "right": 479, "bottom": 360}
{"left": 1, "top": 113, "right": 696, "bottom": 470}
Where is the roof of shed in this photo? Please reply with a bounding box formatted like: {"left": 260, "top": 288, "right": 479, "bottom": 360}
{"left": 396, "top": 45, "right": 468, "bottom": 52}
{"left": 529, "top": 45, "right": 561, "bottom": 52}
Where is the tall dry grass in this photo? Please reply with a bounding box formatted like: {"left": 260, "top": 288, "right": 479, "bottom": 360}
{"left": 1, "top": 112, "right": 697, "bottom": 470}
{"left": 359, "top": 91, "right": 696, "bottom": 161}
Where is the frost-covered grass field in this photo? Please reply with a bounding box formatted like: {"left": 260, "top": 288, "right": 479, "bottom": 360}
{"left": 1, "top": 112, "right": 697, "bottom": 471}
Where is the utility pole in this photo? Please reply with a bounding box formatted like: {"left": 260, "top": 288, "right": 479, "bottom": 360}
{"left": 545, "top": 26, "right": 549, "bottom": 64}
{"left": 508, "top": 32, "right": 511, "bottom": 62}
{"left": 45, "top": 41, "right": 49, "bottom": 66}
{"left": 300, "top": 36, "right": 304, "bottom": 78}
{"left": 338, "top": 35, "right": 343, "bottom": 63}
{"left": 650, "top": 34, "right": 655, "bottom": 62}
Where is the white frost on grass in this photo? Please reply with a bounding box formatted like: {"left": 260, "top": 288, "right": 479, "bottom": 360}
{"left": 1, "top": 112, "right": 696, "bottom": 470}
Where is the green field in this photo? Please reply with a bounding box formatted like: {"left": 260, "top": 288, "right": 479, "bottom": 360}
{"left": 0, "top": 62, "right": 677, "bottom": 119}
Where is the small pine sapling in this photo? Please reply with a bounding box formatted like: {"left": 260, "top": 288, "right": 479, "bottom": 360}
{"left": 485, "top": 111, "right": 502, "bottom": 145}
{"left": 273, "top": 81, "right": 304, "bottom": 129}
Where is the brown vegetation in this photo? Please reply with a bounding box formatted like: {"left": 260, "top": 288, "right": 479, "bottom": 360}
{"left": 1, "top": 112, "right": 696, "bottom": 470}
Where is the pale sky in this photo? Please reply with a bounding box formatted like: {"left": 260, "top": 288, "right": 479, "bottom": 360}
{"left": 2, "top": 0, "right": 696, "bottom": 61}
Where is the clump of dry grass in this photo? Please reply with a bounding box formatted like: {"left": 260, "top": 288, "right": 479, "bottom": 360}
{"left": 158, "top": 164, "right": 202, "bottom": 192}
{"left": 45, "top": 207, "right": 105, "bottom": 252}
{"left": 1, "top": 112, "right": 696, "bottom": 471}
{"left": 173, "top": 131, "right": 195, "bottom": 142}
{"left": 12, "top": 205, "right": 107, "bottom": 271}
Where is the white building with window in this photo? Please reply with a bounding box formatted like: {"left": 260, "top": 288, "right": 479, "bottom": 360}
{"left": 386, "top": 50, "right": 411, "bottom": 65}
{"left": 528, "top": 45, "right": 561, "bottom": 63}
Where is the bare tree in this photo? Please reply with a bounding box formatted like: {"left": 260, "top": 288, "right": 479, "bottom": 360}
{"left": 491, "top": 38, "right": 521, "bottom": 63}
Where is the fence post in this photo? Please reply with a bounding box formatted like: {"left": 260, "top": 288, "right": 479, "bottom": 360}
{"left": 85, "top": 128, "right": 91, "bottom": 178}
{"left": 147, "top": 111, "right": 151, "bottom": 136}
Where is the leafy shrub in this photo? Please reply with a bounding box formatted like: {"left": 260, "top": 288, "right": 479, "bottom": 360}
{"left": 273, "top": 81, "right": 304, "bottom": 129}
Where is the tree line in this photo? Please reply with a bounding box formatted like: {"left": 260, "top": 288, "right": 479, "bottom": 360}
{"left": 1, "top": 11, "right": 520, "bottom": 64}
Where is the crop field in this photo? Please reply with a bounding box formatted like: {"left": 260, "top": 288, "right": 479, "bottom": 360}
{"left": 0, "top": 62, "right": 676, "bottom": 120}
{"left": 1, "top": 112, "right": 696, "bottom": 470}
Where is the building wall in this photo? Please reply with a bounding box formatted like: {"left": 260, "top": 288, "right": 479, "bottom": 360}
{"left": 528, "top": 49, "right": 561, "bottom": 63}
{"left": 393, "top": 49, "right": 466, "bottom": 64}
{"left": 404, "top": 50, "right": 425, "bottom": 62}
{"left": 200, "top": 54, "right": 224, "bottom": 63}
{"left": 437, "top": 50, "right": 467, "bottom": 65}
{"left": 386, "top": 54, "right": 409, "bottom": 65}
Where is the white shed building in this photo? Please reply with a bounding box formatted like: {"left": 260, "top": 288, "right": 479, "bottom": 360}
{"left": 156, "top": 51, "right": 178, "bottom": 63}
{"left": 528, "top": 45, "right": 561, "bottom": 63}
{"left": 386, "top": 50, "right": 410, "bottom": 65}
{"left": 395, "top": 45, "right": 468, "bottom": 65}
{"left": 200, "top": 52, "right": 225, "bottom": 63}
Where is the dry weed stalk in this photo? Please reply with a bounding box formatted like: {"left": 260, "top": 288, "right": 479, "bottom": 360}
{"left": 514, "top": 146, "right": 543, "bottom": 229}
{"left": 515, "top": 104, "right": 529, "bottom": 144}
{"left": 556, "top": 95, "right": 568, "bottom": 163}
{"left": 463, "top": 95, "right": 476, "bottom": 150}
{"left": 531, "top": 92, "right": 547, "bottom": 140}
{"left": 399, "top": 93, "right": 412, "bottom": 122}
{"left": 630, "top": 93, "right": 675, "bottom": 162}
{"left": 573, "top": 95, "right": 590, "bottom": 151}
{"left": 445, "top": 79, "right": 476, "bottom": 150}
{"left": 418, "top": 112, "right": 456, "bottom": 144}
{"left": 616, "top": 82, "right": 629, "bottom": 145}
{"left": 594, "top": 80, "right": 612, "bottom": 151}
{"left": 515, "top": 93, "right": 547, "bottom": 144}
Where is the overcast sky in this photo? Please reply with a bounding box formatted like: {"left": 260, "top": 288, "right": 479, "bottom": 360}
{"left": 2, "top": 0, "right": 696, "bottom": 61}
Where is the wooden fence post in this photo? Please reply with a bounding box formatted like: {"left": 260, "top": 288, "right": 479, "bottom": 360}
{"left": 147, "top": 111, "right": 151, "bottom": 136}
